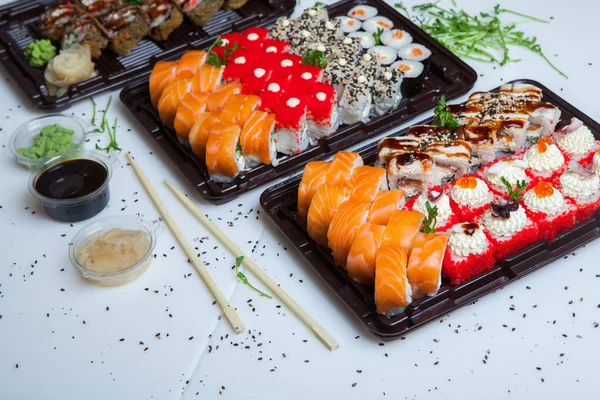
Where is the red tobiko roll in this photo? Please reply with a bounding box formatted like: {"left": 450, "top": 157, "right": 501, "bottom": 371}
{"left": 448, "top": 176, "right": 493, "bottom": 222}
{"left": 211, "top": 32, "right": 242, "bottom": 58}
{"left": 522, "top": 137, "right": 569, "bottom": 185}
{"left": 262, "top": 39, "right": 291, "bottom": 55}
{"left": 578, "top": 148, "right": 600, "bottom": 169}
{"left": 271, "top": 53, "right": 302, "bottom": 80}
{"left": 240, "top": 27, "right": 270, "bottom": 51}
{"left": 290, "top": 65, "right": 324, "bottom": 88}
{"left": 242, "top": 66, "right": 273, "bottom": 95}
{"left": 258, "top": 75, "right": 291, "bottom": 113}
{"left": 404, "top": 186, "right": 460, "bottom": 233}
{"left": 222, "top": 49, "right": 257, "bottom": 83}
{"left": 522, "top": 181, "right": 577, "bottom": 241}
{"left": 479, "top": 157, "right": 534, "bottom": 196}
{"left": 276, "top": 91, "right": 308, "bottom": 131}
{"left": 554, "top": 167, "right": 600, "bottom": 223}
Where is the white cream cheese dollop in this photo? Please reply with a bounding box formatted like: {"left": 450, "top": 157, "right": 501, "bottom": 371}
{"left": 482, "top": 207, "right": 528, "bottom": 237}
{"left": 523, "top": 188, "right": 565, "bottom": 214}
{"left": 557, "top": 125, "right": 595, "bottom": 156}
{"left": 413, "top": 192, "right": 453, "bottom": 226}
{"left": 448, "top": 223, "right": 488, "bottom": 257}
{"left": 560, "top": 170, "right": 600, "bottom": 200}
{"left": 524, "top": 143, "right": 565, "bottom": 173}
{"left": 451, "top": 178, "right": 490, "bottom": 207}
{"left": 486, "top": 160, "right": 528, "bottom": 189}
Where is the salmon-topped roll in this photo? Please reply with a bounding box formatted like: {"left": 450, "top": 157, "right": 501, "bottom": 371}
{"left": 191, "top": 64, "right": 224, "bottom": 93}
{"left": 346, "top": 223, "right": 385, "bottom": 285}
{"left": 240, "top": 111, "right": 277, "bottom": 167}
{"left": 381, "top": 209, "right": 423, "bottom": 252}
{"left": 347, "top": 165, "right": 388, "bottom": 203}
{"left": 173, "top": 92, "right": 208, "bottom": 142}
{"left": 176, "top": 50, "right": 207, "bottom": 78}
{"left": 220, "top": 94, "right": 260, "bottom": 127}
{"left": 407, "top": 232, "right": 448, "bottom": 298}
{"left": 325, "top": 151, "right": 364, "bottom": 186}
{"left": 368, "top": 190, "right": 406, "bottom": 226}
{"left": 307, "top": 184, "right": 349, "bottom": 247}
{"left": 297, "top": 161, "right": 330, "bottom": 222}
{"left": 189, "top": 112, "right": 220, "bottom": 159}
{"left": 327, "top": 200, "right": 371, "bottom": 266}
{"left": 158, "top": 78, "right": 192, "bottom": 126}
{"left": 205, "top": 122, "right": 245, "bottom": 183}
{"left": 150, "top": 61, "right": 178, "bottom": 109}
{"left": 207, "top": 83, "right": 242, "bottom": 112}
{"left": 375, "top": 246, "right": 412, "bottom": 317}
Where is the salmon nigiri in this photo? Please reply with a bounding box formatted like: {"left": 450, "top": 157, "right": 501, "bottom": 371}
{"left": 158, "top": 78, "right": 192, "bottom": 126}
{"left": 347, "top": 165, "right": 388, "bottom": 203}
{"left": 220, "top": 94, "right": 260, "bottom": 126}
{"left": 191, "top": 64, "right": 224, "bottom": 93}
{"left": 173, "top": 92, "right": 208, "bottom": 142}
{"left": 346, "top": 223, "right": 385, "bottom": 284}
{"left": 368, "top": 190, "right": 406, "bottom": 226}
{"left": 375, "top": 246, "right": 412, "bottom": 317}
{"left": 327, "top": 200, "right": 371, "bottom": 266}
{"left": 207, "top": 83, "right": 242, "bottom": 112}
{"left": 407, "top": 232, "right": 448, "bottom": 298}
{"left": 307, "top": 184, "right": 348, "bottom": 247}
{"left": 297, "top": 161, "right": 330, "bottom": 222}
{"left": 381, "top": 209, "right": 423, "bottom": 252}
{"left": 189, "top": 112, "right": 220, "bottom": 159}
{"left": 150, "top": 60, "right": 178, "bottom": 108}
{"left": 240, "top": 111, "right": 277, "bottom": 167}
{"left": 176, "top": 50, "right": 207, "bottom": 78}
{"left": 325, "top": 151, "right": 363, "bottom": 186}
{"left": 205, "top": 122, "right": 245, "bottom": 183}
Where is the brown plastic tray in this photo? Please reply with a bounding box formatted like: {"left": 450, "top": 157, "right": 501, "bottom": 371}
{"left": 259, "top": 79, "right": 600, "bottom": 340}
{"left": 119, "top": 0, "right": 478, "bottom": 204}
{"left": 0, "top": 0, "right": 295, "bottom": 110}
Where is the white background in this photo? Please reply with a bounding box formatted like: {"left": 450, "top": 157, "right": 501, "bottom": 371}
{"left": 1, "top": 0, "right": 599, "bottom": 399}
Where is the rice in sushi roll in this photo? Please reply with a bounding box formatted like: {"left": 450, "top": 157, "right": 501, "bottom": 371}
{"left": 392, "top": 60, "right": 424, "bottom": 79}
{"left": 372, "top": 67, "right": 403, "bottom": 116}
{"left": 307, "top": 82, "right": 339, "bottom": 142}
{"left": 205, "top": 122, "right": 246, "bottom": 183}
{"left": 348, "top": 31, "right": 375, "bottom": 49}
{"left": 347, "top": 4, "right": 378, "bottom": 20}
{"left": 338, "top": 75, "right": 372, "bottom": 125}
{"left": 362, "top": 16, "right": 394, "bottom": 33}
{"left": 274, "top": 91, "right": 309, "bottom": 155}
{"left": 337, "top": 16, "right": 362, "bottom": 33}
{"left": 381, "top": 29, "right": 412, "bottom": 49}
{"left": 397, "top": 44, "right": 432, "bottom": 62}
{"left": 370, "top": 45, "right": 397, "bottom": 65}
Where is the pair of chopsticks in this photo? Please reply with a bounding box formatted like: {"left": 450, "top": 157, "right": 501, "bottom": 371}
{"left": 126, "top": 153, "right": 339, "bottom": 351}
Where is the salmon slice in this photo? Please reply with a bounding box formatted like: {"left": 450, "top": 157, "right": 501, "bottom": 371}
{"left": 240, "top": 111, "right": 276, "bottom": 166}
{"left": 325, "top": 151, "right": 363, "bottom": 186}
{"left": 368, "top": 190, "right": 406, "bottom": 226}
{"left": 189, "top": 112, "right": 220, "bottom": 159}
{"left": 205, "top": 122, "right": 245, "bottom": 183}
{"left": 307, "top": 184, "right": 349, "bottom": 247}
{"left": 220, "top": 94, "right": 260, "bottom": 127}
{"left": 173, "top": 92, "right": 208, "bottom": 142}
{"left": 176, "top": 50, "right": 207, "bottom": 78}
{"left": 191, "top": 64, "right": 224, "bottom": 93}
{"left": 327, "top": 200, "right": 371, "bottom": 266}
{"left": 347, "top": 165, "right": 388, "bottom": 203}
{"left": 207, "top": 83, "right": 242, "bottom": 112}
{"left": 375, "top": 246, "right": 412, "bottom": 317}
{"left": 297, "top": 161, "right": 330, "bottom": 222}
{"left": 157, "top": 78, "right": 192, "bottom": 126}
{"left": 150, "top": 61, "right": 178, "bottom": 109}
{"left": 407, "top": 232, "right": 448, "bottom": 298}
{"left": 346, "top": 223, "right": 385, "bottom": 285}
{"left": 381, "top": 209, "right": 423, "bottom": 253}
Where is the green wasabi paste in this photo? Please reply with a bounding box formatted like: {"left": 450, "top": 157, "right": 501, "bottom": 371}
{"left": 24, "top": 39, "right": 57, "bottom": 68}
{"left": 18, "top": 124, "right": 75, "bottom": 159}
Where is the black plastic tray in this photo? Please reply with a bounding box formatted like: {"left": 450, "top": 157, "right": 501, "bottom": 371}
{"left": 119, "top": 0, "right": 478, "bottom": 204}
{"left": 259, "top": 79, "right": 600, "bottom": 340}
{"left": 0, "top": 0, "right": 295, "bottom": 110}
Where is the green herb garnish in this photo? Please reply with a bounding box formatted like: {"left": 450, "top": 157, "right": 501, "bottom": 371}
{"left": 433, "top": 95, "right": 460, "bottom": 131}
{"left": 206, "top": 37, "right": 238, "bottom": 68}
{"left": 90, "top": 97, "right": 97, "bottom": 126}
{"left": 500, "top": 177, "right": 527, "bottom": 200}
{"left": 90, "top": 95, "right": 112, "bottom": 134}
{"left": 372, "top": 27, "right": 385, "bottom": 46}
{"left": 394, "top": 2, "right": 411, "bottom": 18}
{"left": 235, "top": 256, "right": 272, "bottom": 299}
{"left": 420, "top": 201, "right": 438, "bottom": 234}
{"left": 314, "top": 1, "right": 326, "bottom": 7}
{"left": 410, "top": 2, "right": 567, "bottom": 78}
{"left": 302, "top": 49, "right": 327, "bottom": 69}
{"left": 95, "top": 116, "right": 121, "bottom": 153}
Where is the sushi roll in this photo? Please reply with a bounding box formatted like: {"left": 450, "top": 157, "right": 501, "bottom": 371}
{"left": 393, "top": 60, "right": 426, "bottom": 97}
{"left": 450, "top": 176, "right": 493, "bottom": 221}
{"left": 523, "top": 137, "right": 567, "bottom": 182}
{"left": 270, "top": 17, "right": 297, "bottom": 42}
{"left": 397, "top": 44, "right": 432, "bottom": 62}
{"left": 590, "top": 150, "right": 600, "bottom": 175}
{"left": 357, "top": 52, "right": 381, "bottom": 83}
{"left": 173, "top": 91, "right": 208, "bottom": 142}
{"left": 149, "top": 60, "right": 178, "bottom": 108}
{"left": 347, "top": 5, "right": 378, "bottom": 20}
{"left": 78, "top": 0, "right": 122, "bottom": 18}
{"left": 325, "top": 151, "right": 363, "bottom": 186}
{"left": 240, "top": 111, "right": 277, "bottom": 167}
{"left": 291, "top": 65, "right": 324, "bottom": 87}
{"left": 220, "top": 94, "right": 260, "bottom": 127}
{"left": 370, "top": 45, "right": 397, "bottom": 66}
{"left": 189, "top": 111, "right": 220, "bottom": 159}
{"left": 101, "top": 4, "right": 150, "bottom": 56}
{"left": 407, "top": 231, "right": 449, "bottom": 298}
{"left": 337, "top": 16, "right": 362, "bottom": 33}
{"left": 346, "top": 166, "right": 388, "bottom": 203}
{"left": 368, "top": 190, "right": 406, "bottom": 226}
{"left": 409, "top": 189, "right": 457, "bottom": 232}
{"left": 483, "top": 159, "right": 530, "bottom": 195}
{"left": 271, "top": 53, "right": 302, "bottom": 80}
{"left": 242, "top": 66, "right": 272, "bottom": 95}
{"left": 222, "top": 49, "right": 256, "bottom": 83}
{"left": 523, "top": 181, "right": 576, "bottom": 241}
{"left": 61, "top": 14, "right": 108, "bottom": 59}
{"left": 381, "top": 29, "right": 412, "bottom": 49}
{"left": 557, "top": 161, "right": 600, "bottom": 222}
{"left": 328, "top": 199, "right": 371, "bottom": 266}
{"left": 299, "top": 5, "right": 328, "bottom": 21}
{"left": 556, "top": 120, "right": 598, "bottom": 161}
{"left": 297, "top": 161, "right": 331, "bottom": 222}
{"left": 306, "top": 82, "right": 339, "bottom": 142}
{"left": 386, "top": 152, "right": 437, "bottom": 197}
{"left": 210, "top": 32, "right": 242, "bottom": 59}
{"left": 259, "top": 76, "right": 291, "bottom": 113}
{"left": 274, "top": 91, "right": 309, "bottom": 155}
{"left": 375, "top": 246, "right": 411, "bottom": 317}
{"left": 362, "top": 16, "right": 393, "bottom": 33}
{"left": 307, "top": 184, "right": 349, "bottom": 247}
{"left": 381, "top": 209, "right": 423, "bottom": 251}
{"left": 173, "top": 0, "right": 224, "bottom": 27}
{"left": 206, "top": 83, "right": 242, "bottom": 112}
{"left": 157, "top": 77, "right": 192, "bottom": 125}
{"left": 338, "top": 75, "right": 372, "bottom": 125}
{"left": 442, "top": 222, "right": 496, "bottom": 285}
{"left": 190, "top": 63, "right": 224, "bottom": 92}
{"left": 40, "top": 2, "right": 77, "bottom": 41}
{"left": 141, "top": 0, "right": 183, "bottom": 41}
{"left": 455, "top": 124, "right": 496, "bottom": 165}
{"left": 348, "top": 31, "right": 375, "bottom": 49}
{"left": 240, "top": 27, "right": 270, "bottom": 51}
{"left": 262, "top": 39, "right": 291, "bottom": 55}
{"left": 324, "top": 55, "right": 358, "bottom": 98}
{"left": 205, "top": 122, "right": 245, "bottom": 183}
{"left": 175, "top": 50, "right": 207, "bottom": 78}
{"left": 372, "top": 67, "right": 403, "bottom": 116}
{"left": 346, "top": 223, "right": 386, "bottom": 285}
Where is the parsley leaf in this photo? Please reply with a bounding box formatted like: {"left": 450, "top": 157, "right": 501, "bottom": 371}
{"left": 235, "top": 256, "right": 272, "bottom": 299}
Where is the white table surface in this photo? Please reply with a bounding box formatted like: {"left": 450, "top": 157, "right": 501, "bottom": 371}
{"left": 1, "top": 0, "right": 599, "bottom": 399}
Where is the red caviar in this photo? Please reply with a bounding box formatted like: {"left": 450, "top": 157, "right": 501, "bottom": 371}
{"left": 456, "top": 176, "right": 477, "bottom": 189}
{"left": 537, "top": 137, "right": 553, "bottom": 153}
{"left": 533, "top": 181, "right": 554, "bottom": 198}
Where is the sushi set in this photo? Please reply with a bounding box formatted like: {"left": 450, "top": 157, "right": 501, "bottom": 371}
{"left": 120, "top": 0, "right": 477, "bottom": 203}
{"left": 260, "top": 80, "right": 600, "bottom": 340}
{"left": 0, "top": 0, "right": 295, "bottom": 110}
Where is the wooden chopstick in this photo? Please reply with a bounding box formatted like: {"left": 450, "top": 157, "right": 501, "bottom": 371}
{"left": 164, "top": 179, "right": 340, "bottom": 351}
{"left": 126, "top": 153, "right": 245, "bottom": 334}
